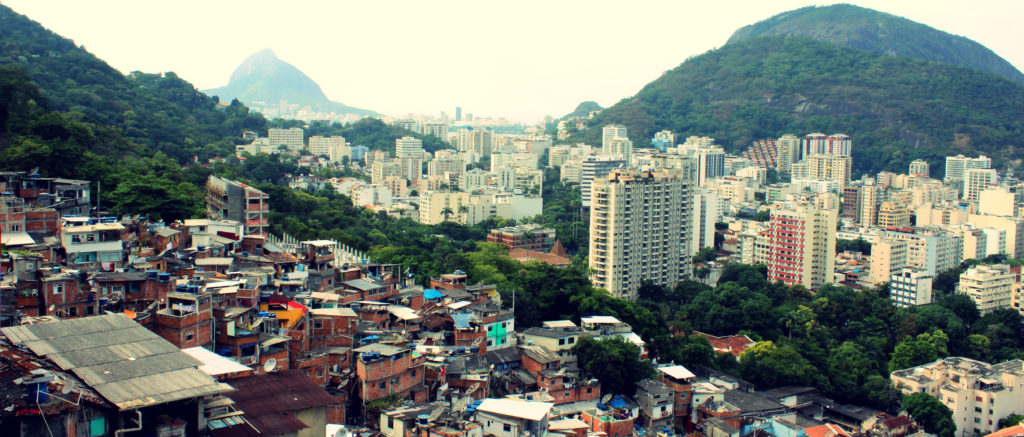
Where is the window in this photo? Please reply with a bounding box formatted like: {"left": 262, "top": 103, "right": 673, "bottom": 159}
{"left": 379, "top": 381, "right": 386, "bottom": 389}
{"left": 569, "top": 337, "right": 575, "bottom": 344}
{"left": 410, "top": 369, "right": 416, "bottom": 378}
{"left": 69, "top": 307, "right": 77, "bottom": 317}
{"left": 387, "top": 417, "right": 394, "bottom": 429}
{"left": 316, "top": 368, "right": 324, "bottom": 378}
{"left": 185, "top": 332, "right": 194, "bottom": 342}
{"left": 314, "top": 320, "right": 324, "bottom": 329}
{"left": 974, "top": 418, "right": 981, "bottom": 423}
{"left": 10, "top": 224, "right": 19, "bottom": 232}
{"left": 53, "top": 284, "right": 63, "bottom": 295}
{"left": 558, "top": 338, "right": 566, "bottom": 345}
{"left": 503, "top": 424, "right": 511, "bottom": 432}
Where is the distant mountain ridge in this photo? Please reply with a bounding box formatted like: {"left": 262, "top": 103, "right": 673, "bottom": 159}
{"left": 204, "top": 49, "right": 378, "bottom": 117}
{"left": 727, "top": 4, "right": 1024, "bottom": 85}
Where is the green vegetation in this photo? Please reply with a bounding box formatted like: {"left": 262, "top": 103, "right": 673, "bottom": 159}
{"left": 573, "top": 336, "right": 655, "bottom": 395}
{"left": 297, "top": 118, "right": 451, "bottom": 154}
{"left": 570, "top": 36, "right": 1024, "bottom": 176}
{"left": 728, "top": 4, "right": 1024, "bottom": 84}
{"left": 836, "top": 238, "right": 872, "bottom": 255}
{"left": 563, "top": 101, "right": 603, "bottom": 119}
{"left": 902, "top": 393, "right": 956, "bottom": 437}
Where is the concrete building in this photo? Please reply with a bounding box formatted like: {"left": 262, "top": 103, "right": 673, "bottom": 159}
{"left": 891, "top": 357, "right": 1024, "bottom": 437}
{"left": 604, "top": 137, "right": 634, "bottom": 164}
{"left": 580, "top": 156, "right": 625, "bottom": 208}
{"left": 268, "top": 127, "right": 304, "bottom": 152}
{"left": 651, "top": 130, "right": 675, "bottom": 152}
{"left": 968, "top": 214, "right": 1024, "bottom": 258}
{"left": 766, "top": 200, "right": 838, "bottom": 289}
{"left": 475, "top": 398, "right": 553, "bottom": 437}
{"left": 602, "top": 124, "right": 628, "bottom": 150}
{"left": 420, "top": 122, "right": 448, "bottom": 139}
{"left": 883, "top": 228, "right": 963, "bottom": 276}
{"left": 909, "top": 159, "right": 930, "bottom": 178}
{"left": 395, "top": 136, "right": 424, "bottom": 159}
{"left": 696, "top": 146, "right": 726, "bottom": 187}
{"left": 870, "top": 238, "right": 907, "bottom": 284}
{"left": 945, "top": 154, "right": 991, "bottom": 183}
{"left": 877, "top": 201, "right": 911, "bottom": 228}
{"left": 589, "top": 169, "right": 693, "bottom": 300}
{"left": 775, "top": 134, "right": 801, "bottom": 176}
{"left": 804, "top": 154, "right": 853, "bottom": 188}
{"left": 206, "top": 175, "right": 269, "bottom": 236}
{"left": 958, "top": 264, "right": 1014, "bottom": 314}
{"left": 889, "top": 267, "right": 933, "bottom": 307}
{"left": 964, "top": 168, "right": 998, "bottom": 203}
{"left": 307, "top": 135, "right": 348, "bottom": 162}
{"left": 978, "top": 187, "right": 1021, "bottom": 217}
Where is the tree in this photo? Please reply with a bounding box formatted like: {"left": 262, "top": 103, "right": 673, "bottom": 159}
{"left": 0, "top": 65, "right": 43, "bottom": 136}
{"left": 573, "top": 336, "right": 655, "bottom": 395}
{"left": 440, "top": 207, "right": 454, "bottom": 221}
{"left": 999, "top": 414, "right": 1024, "bottom": 428}
{"left": 889, "top": 330, "right": 949, "bottom": 373}
{"left": 902, "top": 393, "right": 955, "bottom": 437}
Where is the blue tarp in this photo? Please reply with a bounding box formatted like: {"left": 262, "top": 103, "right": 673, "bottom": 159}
{"left": 424, "top": 289, "right": 443, "bottom": 300}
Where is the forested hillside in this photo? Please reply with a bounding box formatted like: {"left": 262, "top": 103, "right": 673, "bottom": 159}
{"left": 571, "top": 36, "right": 1024, "bottom": 175}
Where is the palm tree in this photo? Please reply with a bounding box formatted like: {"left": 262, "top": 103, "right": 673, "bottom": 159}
{"left": 457, "top": 205, "right": 469, "bottom": 222}
{"left": 440, "top": 207, "right": 454, "bottom": 221}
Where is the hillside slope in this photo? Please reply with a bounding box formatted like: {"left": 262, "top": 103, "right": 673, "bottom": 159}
{"left": 571, "top": 36, "right": 1024, "bottom": 175}
{"left": 0, "top": 5, "right": 266, "bottom": 162}
{"left": 728, "top": 4, "right": 1024, "bottom": 85}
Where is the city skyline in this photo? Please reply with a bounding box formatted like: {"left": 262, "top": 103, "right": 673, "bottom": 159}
{"left": 4, "top": 0, "right": 1024, "bottom": 123}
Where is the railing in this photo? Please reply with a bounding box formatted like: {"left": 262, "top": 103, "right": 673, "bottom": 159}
{"left": 267, "top": 232, "right": 372, "bottom": 266}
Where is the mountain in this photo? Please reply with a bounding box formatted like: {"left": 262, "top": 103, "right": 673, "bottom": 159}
{"left": 727, "top": 4, "right": 1024, "bottom": 85}
{"left": 570, "top": 15, "right": 1024, "bottom": 175}
{"left": 204, "top": 49, "right": 378, "bottom": 117}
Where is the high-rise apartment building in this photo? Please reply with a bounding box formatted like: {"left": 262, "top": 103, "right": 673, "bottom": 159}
{"left": 602, "top": 124, "right": 628, "bottom": 150}
{"left": 909, "top": 159, "right": 930, "bottom": 178}
{"left": 580, "top": 156, "right": 625, "bottom": 208}
{"left": 695, "top": 146, "right": 725, "bottom": 187}
{"left": 958, "top": 264, "right": 1014, "bottom": 314}
{"left": 877, "top": 201, "right": 911, "bottom": 228}
{"left": 884, "top": 228, "right": 963, "bottom": 276}
{"left": 307, "top": 136, "right": 349, "bottom": 162}
{"left": 859, "top": 184, "right": 884, "bottom": 227}
{"left": 945, "top": 154, "right": 991, "bottom": 183}
{"left": 776, "top": 134, "right": 801, "bottom": 175}
{"left": 651, "top": 130, "right": 675, "bottom": 152}
{"left": 804, "top": 154, "right": 853, "bottom": 189}
{"left": 889, "top": 267, "right": 933, "bottom": 307}
{"left": 420, "top": 122, "right": 448, "bottom": 140}
{"left": 456, "top": 128, "right": 494, "bottom": 159}
{"left": 964, "top": 168, "right": 997, "bottom": 203}
{"left": 267, "top": 127, "right": 304, "bottom": 152}
{"left": 766, "top": 200, "right": 838, "bottom": 289}
{"left": 604, "top": 138, "right": 634, "bottom": 164}
{"left": 870, "top": 238, "right": 907, "bottom": 284}
{"left": 589, "top": 169, "right": 693, "bottom": 300}
{"left": 395, "top": 136, "right": 424, "bottom": 159}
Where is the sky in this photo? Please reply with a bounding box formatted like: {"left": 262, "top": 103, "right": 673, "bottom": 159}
{"left": 4, "top": 1, "right": 1023, "bottom": 123}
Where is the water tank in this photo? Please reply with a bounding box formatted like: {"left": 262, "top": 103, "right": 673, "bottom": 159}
{"left": 417, "top": 414, "right": 429, "bottom": 426}
{"left": 147, "top": 270, "right": 158, "bottom": 279}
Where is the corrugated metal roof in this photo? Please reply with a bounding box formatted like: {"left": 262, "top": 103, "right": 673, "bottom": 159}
{"left": 1, "top": 314, "right": 233, "bottom": 410}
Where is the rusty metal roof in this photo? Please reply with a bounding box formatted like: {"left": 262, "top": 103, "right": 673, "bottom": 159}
{"left": 1, "top": 314, "right": 233, "bottom": 410}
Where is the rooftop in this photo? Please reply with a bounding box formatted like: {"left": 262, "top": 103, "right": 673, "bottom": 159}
{"left": 476, "top": 398, "right": 554, "bottom": 421}
{"left": 1, "top": 314, "right": 232, "bottom": 410}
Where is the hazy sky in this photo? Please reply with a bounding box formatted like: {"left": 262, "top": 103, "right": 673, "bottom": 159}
{"left": 5, "top": 1, "right": 1023, "bottom": 123}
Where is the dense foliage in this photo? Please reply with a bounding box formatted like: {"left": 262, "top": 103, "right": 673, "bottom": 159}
{"left": 294, "top": 118, "right": 451, "bottom": 154}
{"left": 570, "top": 36, "right": 1024, "bottom": 176}
{"left": 902, "top": 393, "right": 956, "bottom": 437}
{"left": 727, "top": 4, "right": 1024, "bottom": 84}
{"left": 0, "top": 5, "right": 265, "bottom": 163}
{"left": 573, "top": 337, "right": 655, "bottom": 395}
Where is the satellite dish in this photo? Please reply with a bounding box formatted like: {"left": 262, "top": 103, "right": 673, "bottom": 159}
{"left": 427, "top": 406, "right": 444, "bottom": 422}
{"left": 28, "top": 167, "right": 39, "bottom": 176}
{"left": 263, "top": 358, "right": 277, "bottom": 373}
{"left": 601, "top": 394, "right": 613, "bottom": 403}
{"left": 61, "top": 380, "right": 75, "bottom": 395}
{"left": 48, "top": 304, "right": 56, "bottom": 313}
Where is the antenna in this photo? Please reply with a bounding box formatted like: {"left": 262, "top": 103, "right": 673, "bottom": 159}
{"left": 263, "top": 358, "right": 277, "bottom": 373}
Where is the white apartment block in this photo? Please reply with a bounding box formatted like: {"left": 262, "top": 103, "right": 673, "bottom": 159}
{"left": 776, "top": 134, "right": 801, "bottom": 175}
{"left": 307, "top": 135, "right": 348, "bottom": 162}
{"left": 968, "top": 214, "right": 1024, "bottom": 258}
{"left": 964, "top": 168, "right": 997, "bottom": 203}
{"left": 888, "top": 267, "right": 932, "bottom": 307}
{"left": 909, "top": 159, "right": 930, "bottom": 177}
{"left": 945, "top": 154, "right": 991, "bottom": 183}
{"left": 978, "top": 187, "right": 1021, "bottom": 217}
{"left": 395, "top": 136, "right": 424, "bottom": 159}
{"left": 958, "top": 264, "right": 1014, "bottom": 314}
{"left": 883, "top": 228, "right": 963, "bottom": 276}
{"left": 891, "top": 357, "right": 1024, "bottom": 437}
{"left": 589, "top": 169, "right": 693, "bottom": 300}
{"left": 268, "top": 127, "right": 304, "bottom": 152}
{"left": 804, "top": 154, "right": 852, "bottom": 188}
{"left": 420, "top": 122, "right": 448, "bottom": 139}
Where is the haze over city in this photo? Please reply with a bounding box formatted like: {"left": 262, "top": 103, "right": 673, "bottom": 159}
{"left": 5, "top": 0, "right": 1024, "bottom": 123}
